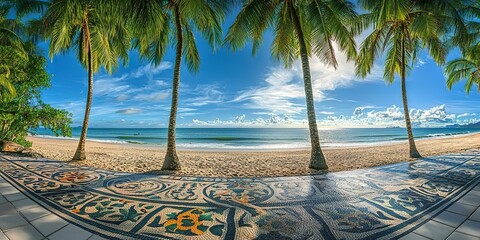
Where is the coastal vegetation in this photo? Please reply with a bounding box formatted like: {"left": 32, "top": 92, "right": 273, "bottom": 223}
{"left": 0, "top": 0, "right": 479, "bottom": 171}
{"left": 0, "top": 49, "right": 72, "bottom": 147}
{"left": 0, "top": 0, "right": 71, "bottom": 147}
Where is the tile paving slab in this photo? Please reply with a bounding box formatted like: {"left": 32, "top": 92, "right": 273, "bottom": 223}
{"left": 47, "top": 224, "right": 93, "bottom": 240}
{"left": 11, "top": 198, "right": 40, "bottom": 211}
{"left": 4, "top": 225, "right": 44, "bottom": 240}
{"left": 432, "top": 211, "right": 469, "bottom": 228}
{"left": 446, "top": 202, "right": 478, "bottom": 216}
{"left": 456, "top": 220, "right": 480, "bottom": 237}
{"left": 446, "top": 232, "right": 480, "bottom": 240}
{"left": 19, "top": 206, "right": 51, "bottom": 222}
{"left": 30, "top": 214, "right": 68, "bottom": 237}
{"left": 0, "top": 213, "right": 29, "bottom": 231}
{"left": 470, "top": 209, "right": 480, "bottom": 222}
{"left": 413, "top": 221, "right": 456, "bottom": 240}
{"left": 0, "top": 151, "right": 479, "bottom": 239}
{"left": 3, "top": 192, "right": 27, "bottom": 202}
{"left": 400, "top": 232, "right": 432, "bottom": 240}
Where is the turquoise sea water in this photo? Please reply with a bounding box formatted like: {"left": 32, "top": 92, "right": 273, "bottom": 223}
{"left": 31, "top": 127, "right": 480, "bottom": 150}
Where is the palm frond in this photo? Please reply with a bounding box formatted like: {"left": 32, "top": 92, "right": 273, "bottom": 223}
{"left": 225, "top": 0, "right": 279, "bottom": 53}
{"left": 444, "top": 58, "right": 479, "bottom": 93}
{"left": 182, "top": 23, "right": 200, "bottom": 72}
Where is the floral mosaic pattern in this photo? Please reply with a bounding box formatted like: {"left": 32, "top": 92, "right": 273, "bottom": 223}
{"left": 0, "top": 150, "right": 479, "bottom": 239}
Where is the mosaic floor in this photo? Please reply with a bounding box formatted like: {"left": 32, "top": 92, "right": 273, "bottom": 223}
{"left": 0, "top": 150, "right": 480, "bottom": 240}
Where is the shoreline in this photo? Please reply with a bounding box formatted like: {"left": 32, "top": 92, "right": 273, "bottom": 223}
{"left": 28, "top": 130, "right": 480, "bottom": 152}
{"left": 25, "top": 133, "right": 480, "bottom": 178}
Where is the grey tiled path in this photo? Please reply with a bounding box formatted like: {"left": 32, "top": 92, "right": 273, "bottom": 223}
{"left": 400, "top": 183, "right": 480, "bottom": 240}
{"left": 0, "top": 175, "right": 106, "bottom": 240}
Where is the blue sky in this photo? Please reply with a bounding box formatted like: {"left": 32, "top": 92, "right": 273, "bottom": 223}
{"left": 39, "top": 13, "right": 480, "bottom": 128}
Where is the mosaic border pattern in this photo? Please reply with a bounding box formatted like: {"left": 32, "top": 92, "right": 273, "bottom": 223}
{"left": 1, "top": 150, "right": 479, "bottom": 239}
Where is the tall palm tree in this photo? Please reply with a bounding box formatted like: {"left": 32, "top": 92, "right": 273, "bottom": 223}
{"left": 128, "top": 0, "right": 230, "bottom": 170}
{"left": 355, "top": 0, "right": 472, "bottom": 158}
{"left": 43, "top": 0, "right": 129, "bottom": 160}
{"left": 225, "top": 0, "right": 357, "bottom": 170}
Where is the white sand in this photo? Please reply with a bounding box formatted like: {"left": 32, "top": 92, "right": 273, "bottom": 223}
{"left": 27, "top": 133, "right": 480, "bottom": 177}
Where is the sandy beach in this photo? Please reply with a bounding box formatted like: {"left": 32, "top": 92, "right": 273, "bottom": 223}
{"left": 25, "top": 133, "right": 480, "bottom": 178}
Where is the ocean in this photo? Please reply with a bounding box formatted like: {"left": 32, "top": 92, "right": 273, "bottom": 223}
{"left": 31, "top": 127, "right": 480, "bottom": 150}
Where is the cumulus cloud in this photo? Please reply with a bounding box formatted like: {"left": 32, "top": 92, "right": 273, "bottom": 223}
{"left": 233, "top": 45, "right": 383, "bottom": 115}
{"left": 188, "top": 114, "right": 306, "bottom": 127}
{"left": 185, "top": 105, "right": 478, "bottom": 128}
{"left": 410, "top": 105, "right": 455, "bottom": 123}
{"left": 323, "top": 104, "right": 462, "bottom": 127}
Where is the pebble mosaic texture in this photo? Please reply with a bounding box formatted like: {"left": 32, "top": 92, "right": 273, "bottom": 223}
{"left": 0, "top": 150, "right": 479, "bottom": 239}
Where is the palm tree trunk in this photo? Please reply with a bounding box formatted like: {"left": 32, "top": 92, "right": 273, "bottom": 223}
{"left": 289, "top": 0, "right": 328, "bottom": 170}
{"left": 72, "top": 19, "right": 93, "bottom": 161}
{"left": 400, "top": 29, "right": 421, "bottom": 158}
{"left": 161, "top": 4, "right": 182, "bottom": 171}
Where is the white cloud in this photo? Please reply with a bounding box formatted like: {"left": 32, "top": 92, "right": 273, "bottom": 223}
{"left": 152, "top": 80, "right": 169, "bottom": 87}
{"left": 133, "top": 90, "right": 170, "bottom": 102}
{"left": 323, "top": 104, "right": 461, "bottom": 127}
{"left": 457, "top": 113, "right": 476, "bottom": 118}
{"left": 410, "top": 105, "right": 455, "bottom": 123}
{"left": 94, "top": 75, "right": 130, "bottom": 96}
{"left": 233, "top": 68, "right": 305, "bottom": 114}
{"left": 233, "top": 45, "right": 383, "bottom": 115}
{"left": 130, "top": 62, "right": 172, "bottom": 79}
{"left": 116, "top": 94, "right": 129, "bottom": 101}
{"left": 353, "top": 105, "right": 382, "bottom": 117}
{"left": 188, "top": 114, "right": 307, "bottom": 127}
{"left": 116, "top": 108, "right": 143, "bottom": 115}
{"left": 185, "top": 105, "right": 478, "bottom": 128}
{"left": 319, "top": 111, "right": 335, "bottom": 115}
{"left": 186, "top": 84, "right": 225, "bottom": 107}
{"left": 93, "top": 62, "right": 172, "bottom": 101}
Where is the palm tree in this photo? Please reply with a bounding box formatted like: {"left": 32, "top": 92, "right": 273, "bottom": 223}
{"left": 0, "top": 0, "right": 46, "bottom": 100}
{"left": 445, "top": 44, "right": 480, "bottom": 93}
{"left": 0, "top": 2, "right": 23, "bottom": 99}
{"left": 43, "top": 0, "right": 129, "bottom": 160}
{"left": 128, "top": 0, "right": 230, "bottom": 170}
{"left": 355, "top": 0, "right": 472, "bottom": 158}
{"left": 225, "top": 0, "right": 357, "bottom": 170}
{"left": 444, "top": 12, "right": 480, "bottom": 94}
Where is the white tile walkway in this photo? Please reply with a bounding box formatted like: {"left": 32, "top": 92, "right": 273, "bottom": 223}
{"left": 401, "top": 184, "right": 480, "bottom": 240}
{"left": 0, "top": 176, "right": 107, "bottom": 240}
